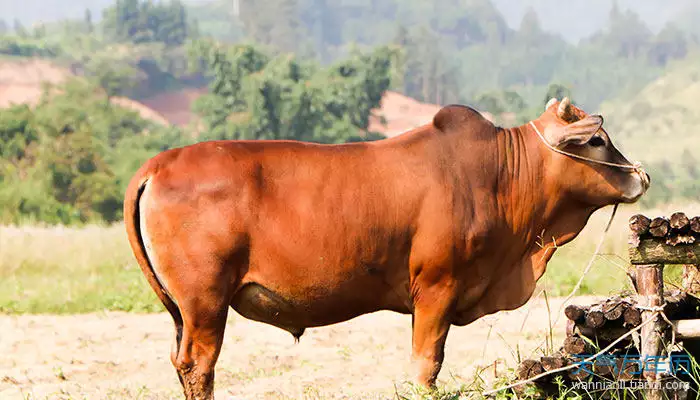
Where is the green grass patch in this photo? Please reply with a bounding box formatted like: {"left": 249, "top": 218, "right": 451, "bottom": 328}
{"left": 0, "top": 224, "right": 162, "bottom": 314}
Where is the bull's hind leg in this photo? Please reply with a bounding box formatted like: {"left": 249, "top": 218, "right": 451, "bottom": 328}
{"left": 159, "top": 252, "right": 233, "bottom": 400}
{"left": 176, "top": 305, "right": 228, "bottom": 399}
{"left": 173, "top": 294, "right": 229, "bottom": 400}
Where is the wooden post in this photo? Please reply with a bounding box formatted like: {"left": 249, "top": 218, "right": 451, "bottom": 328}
{"left": 636, "top": 264, "right": 666, "bottom": 400}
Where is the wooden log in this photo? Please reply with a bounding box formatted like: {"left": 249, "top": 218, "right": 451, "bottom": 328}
{"left": 636, "top": 264, "right": 666, "bottom": 400}
{"left": 564, "top": 304, "right": 587, "bottom": 323}
{"left": 566, "top": 318, "right": 576, "bottom": 337}
{"left": 567, "top": 362, "right": 593, "bottom": 380}
{"left": 563, "top": 336, "right": 590, "bottom": 355}
{"left": 671, "top": 319, "right": 700, "bottom": 339}
{"left": 593, "top": 358, "right": 616, "bottom": 377}
{"left": 630, "top": 214, "right": 652, "bottom": 236}
{"left": 629, "top": 239, "right": 700, "bottom": 265}
{"left": 541, "top": 356, "right": 567, "bottom": 372}
{"left": 615, "top": 357, "right": 640, "bottom": 381}
{"left": 585, "top": 307, "right": 606, "bottom": 329}
{"left": 517, "top": 359, "right": 544, "bottom": 380}
{"left": 649, "top": 217, "right": 670, "bottom": 238}
{"left": 577, "top": 325, "right": 632, "bottom": 346}
{"left": 602, "top": 300, "right": 628, "bottom": 321}
{"left": 623, "top": 306, "right": 642, "bottom": 327}
{"left": 691, "top": 217, "right": 700, "bottom": 234}
{"left": 670, "top": 212, "right": 691, "bottom": 233}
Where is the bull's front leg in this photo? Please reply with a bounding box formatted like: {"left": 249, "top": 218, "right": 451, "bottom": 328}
{"left": 410, "top": 280, "right": 456, "bottom": 387}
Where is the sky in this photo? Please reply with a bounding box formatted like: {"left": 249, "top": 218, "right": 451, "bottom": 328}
{"left": 0, "top": 0, "right": 693, "bottom": 43}
{"left": 493, "top": 0, "right": 693, "bottom": 42}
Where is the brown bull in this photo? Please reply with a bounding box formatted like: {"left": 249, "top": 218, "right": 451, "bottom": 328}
{"left": 124, "top": 97, "right": 649, "bottom": 399}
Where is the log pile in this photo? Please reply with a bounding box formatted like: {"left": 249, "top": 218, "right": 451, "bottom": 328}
{"left": 510, "top": 213, "right": 700, "bottom": 398}
{"left": 629, "top": 212, "right": 700, "bottom": 248}
{"left": 515, "top": 292, "right": 700, "bottom": 393}
{"left": 630, "top": 213, "right": 700, "bottom": 266}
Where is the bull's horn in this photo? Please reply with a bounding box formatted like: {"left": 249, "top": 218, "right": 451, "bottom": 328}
{"left": 557, "top": 97, "right": 571, "bottom": 119}
{"left": 545, "top": 98, "right": 557, "bottom": 111}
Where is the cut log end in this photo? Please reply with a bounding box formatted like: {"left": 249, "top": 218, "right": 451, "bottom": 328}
{"left": 564, "top": 305, "right": 586, "bottom": 323}
{"left": 602, "top": 300, "right": 628, "bottom": 321}
{"left": 563, "top": 336, "right": 589, "bottom": 355}
{"left": 670, "top": 212, "right": 690, "bottom": 232}
{"left": 541, "top": 356, "right": 567, "bottom": 372}
{"left": 691, "top": 216, "right": 700, "bottom": 234}
{"left": 517, "top": 359, "right": 544, "bottom": 380}
{"left": 649, "top": 217, "right": 670, "bottom": 238}
{"left": 585, "top": 310, "right": 606, "bottom": 329}
{"left": 623, "top": 307, "right": 642, "bottom": 327}
{"left": 629, "top": 214, "right": 651, "bottom": 235}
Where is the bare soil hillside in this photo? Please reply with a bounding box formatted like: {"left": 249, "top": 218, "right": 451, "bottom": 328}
{"left": 0, "top": 58, "right": 169, "bottom": 126}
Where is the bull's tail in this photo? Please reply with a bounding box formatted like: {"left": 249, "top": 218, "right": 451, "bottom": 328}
{"left": 123, "top": 168, "right": 182, "bottom": 327}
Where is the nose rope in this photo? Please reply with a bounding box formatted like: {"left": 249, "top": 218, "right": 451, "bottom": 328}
{"left": 529, "top": 121, "right": 643, "bottom": 173}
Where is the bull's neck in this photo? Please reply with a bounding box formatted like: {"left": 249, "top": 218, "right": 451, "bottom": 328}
{"left": 492, "top": 125, "right": 596, "bottom": 258}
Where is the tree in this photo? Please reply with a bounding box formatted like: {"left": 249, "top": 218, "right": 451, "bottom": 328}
{"left": 85, "top": 9, "right": 94, "bottom": 33}
{"left": 84, "top": 56, "right": 144, "bottom": 97}
{"left": 543, "top": 83, "right": 572, "bottom": 106}
{"left": 240, "top": 0, "right": 306, "bottom": 55}
{"left": 0, "top": 79, "right": 187, "bottom": 224}
{"left": 592, "top": 1, "right": 651, "bottom": 59}
{"left": 648, "top": 25, "right": 688, "bottom": 66}
{"left": 13, "top": 19, "right": 27, "bottom": 38}
{"left": 194, "top": 43, "right": 395, "bottom": 143}
{"left": 518, "top": 7, "right": 542, "bottom": 47}
{"left": 102, "top": 0, "right": 192, "bottom": 46}
{"left": 398, "top": 26, "right": 460, "bottom": 104}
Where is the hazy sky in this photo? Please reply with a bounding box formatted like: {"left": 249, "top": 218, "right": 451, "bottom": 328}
{"left": 0, "top": 0, "right": 693, "bottom": 43}
{"left": 493, "top": 0, "right": 692, "bottom": 42}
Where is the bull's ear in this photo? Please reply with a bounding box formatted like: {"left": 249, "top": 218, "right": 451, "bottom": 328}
{"left": 544, "top": 115, "right": 604, "bottom": 148}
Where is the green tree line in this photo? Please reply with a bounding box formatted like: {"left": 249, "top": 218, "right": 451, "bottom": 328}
{"left": 0, "top": 43, "right": 394, "bottom": 224}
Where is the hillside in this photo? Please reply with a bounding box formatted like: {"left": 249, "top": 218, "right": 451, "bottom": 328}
{"left": 0, "top": 58, "right": 169, "bottom": 125}
{"left": 601, "top": 57, "right": 700, "bottom": 162}
{"left": 0, "top": 58, "right": 71, "bottom": 107}
{"left": 600, "top": 56, "right": 700, "bottom": 204}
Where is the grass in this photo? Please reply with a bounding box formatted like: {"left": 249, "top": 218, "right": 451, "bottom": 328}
{"left": 0, "top": 203, "right": 698, "bottom": 314}
{"left": 0, "top": 224, "right": 162, "bottom": 314}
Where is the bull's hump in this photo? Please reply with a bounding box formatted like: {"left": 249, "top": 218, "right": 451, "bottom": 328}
{"left": 432, "top": 105, "right": 492, "bottom": 134}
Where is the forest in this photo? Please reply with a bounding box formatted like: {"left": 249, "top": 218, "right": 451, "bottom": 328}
{"left": 0, "top": 0, "right": 699, "bottom": 224}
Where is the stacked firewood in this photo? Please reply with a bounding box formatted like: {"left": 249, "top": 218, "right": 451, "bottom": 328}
{"left": 515, "top": 292, "right": 700, "bottom": 388}
{"left": 629, "top": 212, "right": 700, "bottom": 247}
{"left": 511, "top": 212, "right": 700, "bottom": 397}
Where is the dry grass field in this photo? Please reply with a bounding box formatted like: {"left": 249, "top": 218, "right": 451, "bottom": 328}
{"left": 0, "top": 297, "right": 600, "bottom": 400}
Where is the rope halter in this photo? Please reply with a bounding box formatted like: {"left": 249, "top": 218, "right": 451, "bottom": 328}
{"left": 529, "top": 121, "right": 644, "bottom": 174}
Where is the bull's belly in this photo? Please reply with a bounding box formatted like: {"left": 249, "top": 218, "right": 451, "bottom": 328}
{"left": 230, "top": 281, "right": 410, "bottom": 338}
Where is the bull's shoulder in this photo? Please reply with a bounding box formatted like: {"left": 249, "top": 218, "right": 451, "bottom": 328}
{"left": 432, "top": 105, "right": 495, "bottom": 135}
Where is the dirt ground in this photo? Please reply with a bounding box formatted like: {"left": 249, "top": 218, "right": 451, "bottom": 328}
{"left": 0, "top": 296, "right": 599, "bottom": 400}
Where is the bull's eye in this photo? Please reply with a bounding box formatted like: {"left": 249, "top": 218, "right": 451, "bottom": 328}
{"left": 588, "top": 136, "right": 605, "bottom": 147}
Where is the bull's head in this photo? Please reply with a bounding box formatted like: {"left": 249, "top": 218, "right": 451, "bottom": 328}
{"left": 534, "top": 97, "right": 650, "bottom": 205}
